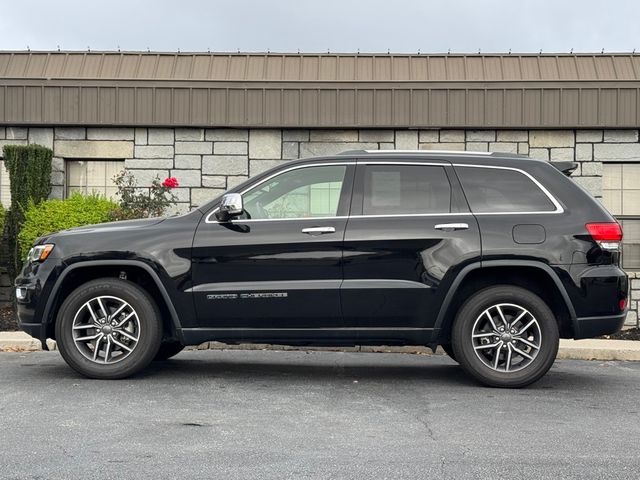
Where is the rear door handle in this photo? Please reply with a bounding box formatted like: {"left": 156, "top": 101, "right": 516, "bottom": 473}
{"left": 301, "top": 226, "right": 336, "bottom": 235}
{"left": 434, "top": 223, "right": 469, "bottom": 231}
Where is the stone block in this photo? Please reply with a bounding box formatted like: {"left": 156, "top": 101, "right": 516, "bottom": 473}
{"left": 497, "top": 130, "right": 528, "bottom": 142}
{"left": 214, "top": 141, "right": 248, "bottom": 155}
{"left": 175, "top": 128, "right": 204, "bottom": 141}
{"left": 283, "top": 130, "right": 310, "bottom": 142}
{"left": 576, "top": 144, "right": 593, "bottom": 161}
{"left": 576, "top": 130, "right": 603, "bottom": 143}
{"left": 134, "top": 128, "right": 147, "bottom": 145}
{"left": 528, "top": 148, "right": 549, "bottom": 161}
{"left": 175, "top": 141, "right": 212, "bottom": 155}
{"left": 630, "top": 279, "right": 640, "bottom": 290}
{"left": 174, "top": 155, "right": 201, "bottom": 169}
{"left": 27, "top": 128, "right": 52, "bottom": 148}
{"left": 205, "top": 129, "right": 248, "bottom": 141}
{"left": 378, "top": 143, "right": 395, "bottom": 150}
{"left": 570, "top": 163, "right": 582, "bottom": 175}
{"left": 49, "top": 186, "right": 64, "bottom": 200}
{"left": 418, "top": 130, "right": 439, "bottom": 143}
{"left": 466, "top": 130, "right": 496, "bottom": 142}
{"left": 465, "top": 142, "right": 488, "bottom": 152}
{"left": 6, "top": 127, "right": 27, "bottom": 139}
{"left": 310, "top": 130, "right": 358, "bottom": 142}
{"left": 171, "top": 188, "right": 191, "bottom": 203}
{"left": 529, "top": 130, "right": 574, "bottom": 148}
{"left": 54, "top": 140, "right": 133, "bottom": 158}
{"left": 249, "top": 130, "right": 282, "bottom": 159}
{"left": 573, "top": 176, "right": 602, "bottom": 197}
{"left": 439, "top": 130, "right": 465, "bottom": 142}
{"left": 518, "top": 143, "right": 529, "bottom": 155}
{"left": 489, "top": 142, "right": 518, "bottom": 154}
{"left": 170, "top": 169, "right": 201, "bottom": 187}
{"left": 420, "top": 142, "right": 465, "bottom": 151}
{"left": 134, "top": 145, "right": 174, "bottom": 159}
{"left": 50, "top": 171, "right": 64, "bottom": 186}
{"left": 0, "top": 139, "right": 28, "bottom": 154}
{"left": 202, "top": 176, "right": 227, "bottom": 188}
{"left": 191, "top": 188, "right": 225, "bottom": 207}
{"left": 127, "top": 169, "right": 169, "bottom": 186}
{"left": 625, "top": 310, "right": 637, "bottom": 327}
{"left": 550, "top": 148, "right": 574, "bottom": 161}
{"left": 249, "top": 159, "right": 290, "bottom": 176}
{"left": 594, "top": 143, "right": 640, "bottom": 162}
{"left": 202, "top": 155, "right": 248, "bottom": 175}
{"left": 87, "top": 128, "right": 134, "bottom": 140}
{"left": 282, "top": 142, "right": 299, "bottom": 159}
{"left": 299, "top": 142, "right": 377, "bottom": 157}
{"left": 125, "top": 158, "right": 174, "bottom": 169}
{"left": 394, "top": 130, "right": 418, "bottom": 149}
{"left": 358, "top": 130, "right": 394, "bottom": 142}
{"left": 581, "top": 162, "right": 602, "bottom": 176}
{"left": 166, "top": 203, "right": 191, "bottom": 216}
{"left": 51, "top": 157, "right": 64, "bottom": 171}
{"left": 603, "top": 130, "right": 639, "bottom": 143}
{"left": 147, "top": 128, "right": 174, "bottom": 145}
{"left": 226, "top": 176, "right": 249, "bottom": 189}
{"left": 54, "top": 127, "right": 86, "bottom": 140}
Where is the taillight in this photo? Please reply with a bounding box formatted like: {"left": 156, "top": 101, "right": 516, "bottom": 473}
{"left": 585, "top": 222, "right": 623, "bottom": 251}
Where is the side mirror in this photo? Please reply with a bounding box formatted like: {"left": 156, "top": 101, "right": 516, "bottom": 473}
{"left": 215, "top": 193, "right": 244, "bottom": 222}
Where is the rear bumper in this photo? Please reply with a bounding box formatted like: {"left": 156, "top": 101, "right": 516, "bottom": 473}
{"left": 573, "top": 312, "right": 626, "bottom": 339}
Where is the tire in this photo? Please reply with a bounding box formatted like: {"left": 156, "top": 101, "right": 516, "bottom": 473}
{"left": 440, "top": 344, "right": 457, "bottom": 362}
{"left": 451, "top": 285, "right": 559, "bottom": 388}
{"left": 154, "top": 342, "right": 185, "bottom": 361}
{"left": 55, "top": 278, "right": 163, "bottom": 379}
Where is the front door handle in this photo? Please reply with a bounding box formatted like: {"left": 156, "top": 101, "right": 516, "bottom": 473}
{"left": 434, "top": 223, "right": 469, "bottom": 231}
{"left": 301, "top": 226, "right": 336, "bottom": 235}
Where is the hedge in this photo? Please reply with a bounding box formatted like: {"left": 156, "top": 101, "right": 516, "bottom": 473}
{"left": 0, "top": 203, "right": 5, "bottom": 237}
{"left": 18, "top": 194, "right": 118, "bottom": 259}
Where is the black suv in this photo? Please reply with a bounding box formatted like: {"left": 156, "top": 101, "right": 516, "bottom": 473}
{"left": 15, "top": 150, "right": 628, "bottom": 387}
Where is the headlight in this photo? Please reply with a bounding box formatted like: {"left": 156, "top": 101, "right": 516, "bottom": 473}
{"left": 28, "top": 244, "right": 55, "bottom": 263}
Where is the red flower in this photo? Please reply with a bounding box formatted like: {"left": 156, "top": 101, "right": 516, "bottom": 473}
{"left": 162, "top": 177, "right": 179, "bottom": 188}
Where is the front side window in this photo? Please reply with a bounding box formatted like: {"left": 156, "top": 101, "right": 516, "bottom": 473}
{"left": 602, "top": 163, "right": 640, "bottom": 269}
{"left": 456, "top": 166, "right": 556, "bottom": 213}
{"left": 66, "top": 160, "right": 124, "bottom": 199}
{"left": 0, "top": 160, "right": 10, "bottom": 208}
{"left": 362, "top": 165, "right": 451, "bottom": 215}
{"left": 242, "top": 165, "right": 347, "bottom": 220}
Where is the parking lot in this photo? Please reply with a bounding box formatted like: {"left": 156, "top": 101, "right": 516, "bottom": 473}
{"left": 1, "top": 349, "right": 639, "bottom": 479}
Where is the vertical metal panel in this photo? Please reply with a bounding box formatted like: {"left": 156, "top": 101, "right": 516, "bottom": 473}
{"left": 392, "top": 89, "right": 410, "bottom": 125}
{"left": 156, "top": 56, "right": 175, "bottom": 79}
{"left": 246, "top": 89, "right": 263, "bottom": 124}
{"left": 447, "top": 57, "right": 465, "bottom": 81}
{"left": 227, "top": 89, "right": 246, "bottom": 125}
{"left": 300, "top": 90, "right": 318, "bottom": 125}
{"left": 282, "top": 89, "right": 300, "bottom": 125}
{"left": 319, "top": 90, "right": 337, "bottom": 126}
{"left": 0, "top": 87, "right": 5, "bottom": 122}
{"left": 356, "top": 57, "right": 373, "bottom": 81}
{"left": 599, "top": 89, "right": 617, "bottom": 125}
{"left": 428, "top": 57, "right": 447, "bottom": 81}
{"left": 100, "top": 55, "right": 121, "bottom": 78}
{"left": 301, "top": 57, "right": 318, "bottom": 80}
{"left": 192, "top": 56, "right": 212, "bottom": 79}
{"left": 539, "top": 57, "right": 559, "bottom": 80}
{"left": 430, "top": 90, "right": 447, "bottom": 125}
{"left": 356, "top": 89, "right": 374, "bottom": 125}
{"left": 410, "top": 57, "right": 428, "bottom": 81}
{"left": 410, "top": 90, "right": 429, "bottom": 125}
{"left": 264, "top": 89, "right": 281, "bottom": 125}
{"left": 138, "top": 55, "right": 157, "bottom": 79}
{"left": 61, "top": 87, "right": 79, "bottom": 123}
{"left": 209, "top": 89, "right": 227, "bottom": 124}
{"left": 266, "top": 56, "right": 284, "bottom": 80}
{"left": 337, "top": 56, "right": 355, "bottom": 81}
{"left": 118, "top": 55, "right": 139, "bottom": 78}
{"left": 613, "top": 57, "right": 635, "bottom": 80}
{"left": 99, "top": 87, "right": 116, "bottom": 124}
{"left": 246, "top": 56, "right": 265, "bottom": 80}
{"left": 63, "top": 54, "right": 84, "bottom": 78}
{"left": 575, "top": 56, "right": 596, "bottom": 79}
{"left": 557, "top": 57, "right": 578, "bottom": 79}
{"left": 5, "top": 56, "right": 28, "bottom": 77}
{"left": 210, "top": 56, "right": 229, "bottom": 80}
{"left": 595, "top": 57, "right": 616, "bottom": 79}
{"left": 117, "top": 87, "right": 135, "bottom": 124}
{"left": 504, "top": 89, "right": 523, "bottom": 126}
{"left": 523, "top": 89, "right": 541, "bottom": 125}
{"left": 153, "top": 88, "right": 172, "bottom": 123}
{"left": 448, "top": 89, "right": 466, "bottom": 125}
{"left": 485, "top": 90, "right": 504, "bottom": 126}
{"left": 80, "top": 87, "right": 98, "bottom": 124}
{"left": 579, "top": 89, "right": 598, "bottom": 125}
{"left": 484, "top": 57, "right": 503, "bottom": 81}
{"left": 283, "top": 56, "right": 301, "bottom": 80}
{"left": 0, "top": 55, "right": 11, "bottom": 76}
{"left": 43, "top": 86, "right": 61, "bottom": 123}
{"left": 466, "top": 57, "right": 484, "bottom": 81}
{"left": 191, "top": 89, "right": 209, "bottom": 124}
{"left": 561, "top": 89, "right": 580, "bottom": 126}
{"left": 173, "top": 88, "right": 190, "bottom": 124}
{"left": 541, "top": 89, "right": 560, "bottom": 125}
{"left": 318, "top": 57, "right": 337, "bottom": 80}
{"left": 467, "top": 89, "right": 484, "bottom": 125}
{"left": 374, "top": 57, "right": 392, "bottom": 81}
{"left": 373, "top": 89, "right": 391, "bottom": 125}
{"left": 174, "top": 56, "right": 192, "bottom": 79}
{"left": 336, "top": 90, "right": 355, "bottom": 126}
{"left": 24, "top": 54, "right": 47, "bottom": 77}
{"left": 24, "top": 86, "right": 42, "bottom": 122}
{"left": 135, "top": 88, "right": 154, "bottom": 124}
{"left": 520, "top": 57, "right": 541, "bottom": 80}
{"left": 393, "top": 57, "right": 410, "bottom": 80}
{"left": 618, "top": 89, "right": 637, "bottom": 125}
{"left": 502, "top": 57, "right": 522, "bottom": 80}
{"left": 81, "top": 54, "right": 103, "bottom": 77}
{"left": 6, "top": 86, "right": 24, "bottom": 122}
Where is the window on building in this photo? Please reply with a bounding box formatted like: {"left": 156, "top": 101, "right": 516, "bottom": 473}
{"left": 0, "top": 160, "right": 10, "bottom": 208}
{"left": 66, "top": 160, "right": 124, "bottom": 200}
{"left": 362, "top": 165, "right": 451, "bottom": 215}
{"left": 602, "top": 163, "right": 640, "bottom": 270}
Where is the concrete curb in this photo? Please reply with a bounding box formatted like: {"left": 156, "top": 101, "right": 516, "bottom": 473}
{"left": 2, "top": 332, "right": 640, "bottom": 361}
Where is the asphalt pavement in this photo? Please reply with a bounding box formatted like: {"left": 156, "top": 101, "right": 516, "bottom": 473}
{"left": 1, "top": 349, "right": 639, "bottom": 479}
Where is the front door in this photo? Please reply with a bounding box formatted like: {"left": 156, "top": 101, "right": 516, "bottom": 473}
{"left": 191, "top": 162, "right": 355, "bottom": 341}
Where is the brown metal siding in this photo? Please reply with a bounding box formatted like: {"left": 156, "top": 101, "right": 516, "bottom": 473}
{"left": 1, "top": 52, "right": 639, "bottom": 128}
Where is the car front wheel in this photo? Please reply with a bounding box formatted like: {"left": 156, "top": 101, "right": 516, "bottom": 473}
{"left": 452, "top": 285, "right": 559, "bottom": 388}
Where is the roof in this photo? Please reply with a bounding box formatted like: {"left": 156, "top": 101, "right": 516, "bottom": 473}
{"left": 1, "top": 51, "right": 639, "bottom": 129}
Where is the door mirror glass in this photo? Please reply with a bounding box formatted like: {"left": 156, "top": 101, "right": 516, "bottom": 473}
{"left": 216, "top": 193, "right": 244, "bottom": 221}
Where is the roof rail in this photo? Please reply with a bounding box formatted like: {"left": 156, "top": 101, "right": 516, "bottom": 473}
{"left": 339, "top": 149, "right": 493, "bottom": 156}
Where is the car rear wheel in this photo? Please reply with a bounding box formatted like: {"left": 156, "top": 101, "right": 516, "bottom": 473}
{"left": 452, "top": 285, "right": 559, "bottom": 388}
{"left": 55, "top": 278, "right": 162, "bottom": 379}
{"left": 154, "top": 341, "right": 185, "bottom": 361}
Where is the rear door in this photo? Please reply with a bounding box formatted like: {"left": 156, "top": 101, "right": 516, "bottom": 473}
{"left": 341, "top": 160, "right": 482, "bottom": 343}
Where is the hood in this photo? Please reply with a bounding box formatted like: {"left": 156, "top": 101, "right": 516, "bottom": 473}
{"left": 38, "top": 217, "right": 166, "bottom": 242}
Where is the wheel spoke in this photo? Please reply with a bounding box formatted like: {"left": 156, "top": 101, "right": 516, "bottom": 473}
{"left": 511, "top": 344, "right": 533, "bottom": 360}
{"left": 73, "top": 324, "right": 95, "bottom": 330}
{"left": 111, "top": 338, "right": 133, "bottom": 353}
{"left": 517, "top": 319, "right": 536, "bottom": 336}
{"left": 109, "top": 302, "right": 127, "bottom": 320}
{"left": 472, "top": 332, "right": 496, "bottom": 338}
{"left": 115, "top": 329, "right": 139, "bottom": 342}
{"left": 515, "top": 337, "right": 540, "bottom": 350}
{"left": 75, "top": 333, "right": 102, "bottom": 342}
{"left": 92, "top": 334, "right": 104, "bottom": 361}
{"left": 474, "top": 342, "right": 501, "bottom": 351}
{"left": 86, "top": 302, "right": 99, "bottom": 323}
{"left": 505, "top": 343, "right": 513, "bottom": 372}
{"left": 495, "top": 305, "right": 509, "bottom": 328}
{"left": 484, "top": 310, "right": 500, "bottom": 332}
{"left": 103, "top": 337, "right": 111, "bottom": 363}
{"left": 509, "top": 310, "right": 528, "bottom": 329}
{"left": 493, "top": 342, "right": 503, "bottom": 369}
{"left": 96, "top": 297, "right": 109, "bottom": 320}
{"left": 116, "top": 311, "right": 135, "bottom": 328}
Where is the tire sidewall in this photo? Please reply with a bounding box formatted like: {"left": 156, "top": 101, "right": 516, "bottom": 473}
{"left": 452, "top": 286, "right": 559, "bottom": 388}
{"left": 55, "top": 278, "right": 162, "bottom": 379}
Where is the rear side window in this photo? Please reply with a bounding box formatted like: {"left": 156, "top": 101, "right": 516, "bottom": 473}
{"left": 456, "top": 166, "right": 556, "bottom": 213}
{"left": 363, "top": 165, "right": 451, "bottom": 215}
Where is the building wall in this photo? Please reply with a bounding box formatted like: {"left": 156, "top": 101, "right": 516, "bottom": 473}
{"left": 0, "top": 125, "right": 638, "bottom": 325}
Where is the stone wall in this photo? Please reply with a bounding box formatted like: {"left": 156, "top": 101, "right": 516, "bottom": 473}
{"left": 0, "top": 126, "right": 639, "bottom": 326}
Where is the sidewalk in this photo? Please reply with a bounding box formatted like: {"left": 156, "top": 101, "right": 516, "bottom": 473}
{"left": 1, "top": 331, "right": 640, "bottom": 361}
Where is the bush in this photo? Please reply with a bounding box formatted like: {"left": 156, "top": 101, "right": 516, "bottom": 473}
{"left": 0, "top": 203, "right": 5, "bottom": 237}
{"left": 110, "top": 170, "right": 179, "bottom": 220}
{"left": 18, "top": 194, "right": 118, "bottom": 259}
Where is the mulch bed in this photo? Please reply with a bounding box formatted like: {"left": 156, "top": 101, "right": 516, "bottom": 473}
{"left": 0, "top": 305, "right": 18, "bottom": 331}
{"left": 599, "top": 328, "right": 640, "bottom": 341}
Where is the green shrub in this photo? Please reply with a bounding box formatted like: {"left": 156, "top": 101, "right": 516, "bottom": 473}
{"left": 18, "top": 194, "right": 117, "bottom": 259}
{"left": 0, "top": 203, "right": 5, "bottom": 237}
